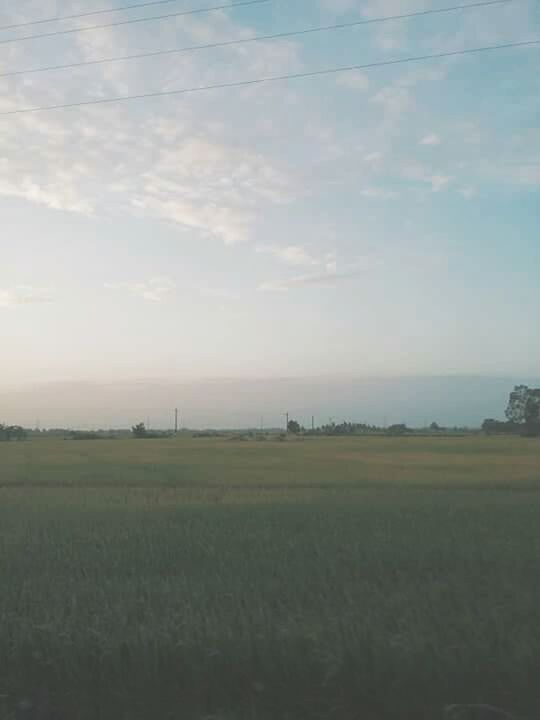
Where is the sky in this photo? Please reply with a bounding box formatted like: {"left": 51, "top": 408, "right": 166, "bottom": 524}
{"left": 0, "top": 0, "right": 539, "bottom": 426}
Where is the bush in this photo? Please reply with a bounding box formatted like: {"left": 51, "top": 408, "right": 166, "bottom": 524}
{"left": 386, "top": 423, "right": 409, "bottom": 436}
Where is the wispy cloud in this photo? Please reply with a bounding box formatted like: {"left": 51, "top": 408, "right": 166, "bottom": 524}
{"left": 258, "top": 263, "right": 363, "bottom": 293}
{"left": 459, "top": 186, "right": 477, "bottom": 200}
{"left": 256, "top": 244, "right": 321, "bottom": 267}
{"left": 401, "top": 164, "right": 453, "bottom": 193}
{"left": 0, "top": 13, "right": 297, "bottom": 246}
{"left": 431, "top": 175, "right": 452, "bottom": 192}
{"left": 197, "top": 287, "right": 241, "bottom": 301}
{"left": 360, "top": 187, "right": 398, "bottom": 199}
{"left": 420, "top": 133, "right": 441, "bottom": 146}
{"left": 105, "top": 277, "right": 176, "bottom": 303}
{"left": 0, "top": 286, "right": 53, "bottom": 308}
{"left": 337, "top": 71, "right": 370, "bottom": 91}
{"left": 370, "top": 86, "right": 414, "bottom": 132}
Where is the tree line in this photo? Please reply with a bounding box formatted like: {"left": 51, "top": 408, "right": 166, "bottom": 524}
{"left": 287, "top": 419, "right": 409, "bottom": 436}
{"left": 0, "top": 424, "right": 27, "bottom": 441}
{"left": 2, "top": 385, "right": 539, "bottom": 440}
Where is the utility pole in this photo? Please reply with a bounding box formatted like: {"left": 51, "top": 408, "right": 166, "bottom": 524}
{"left": 285, "top": 412, "right": 289, "bottom": 433}
{"left": 175, "top": 408, "right": 179, "bottom": 434}
{"left": 312, "top": 415, "right": 315, "bottom": 431}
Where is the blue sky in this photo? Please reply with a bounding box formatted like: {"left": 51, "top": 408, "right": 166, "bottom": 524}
{"left": 1, "top": 0, "right": 539, "bottom": 400}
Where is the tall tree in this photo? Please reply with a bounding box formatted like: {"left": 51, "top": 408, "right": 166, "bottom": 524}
{"left": 506, "top": 385, "right": 540, "bottom": 436}
{"left": 505, "top": 385, "right": 530, "bottom": 423}
{"left": 525, "top": 397, "right": 540, "bottom": 425}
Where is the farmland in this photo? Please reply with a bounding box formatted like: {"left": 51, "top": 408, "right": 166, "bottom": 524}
{"left": 1, "top": 435, "right": 540, "bottom": 720}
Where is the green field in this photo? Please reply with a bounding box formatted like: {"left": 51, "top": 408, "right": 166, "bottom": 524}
{"left": 1, "top": 436, "right": 540, "bottom": 720}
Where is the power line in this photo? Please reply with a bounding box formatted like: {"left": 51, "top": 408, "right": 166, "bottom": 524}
{"left": 0, "top": 0, "right": 510, "bottom": 80}
{"left": 0, "top": 0, "right": 184, "bottom": 32}
{"left": 1, "top": 39, "right": 537, "bottom": 117}
{"left": 0, "top": 0, "right": 271, "bottom": 46}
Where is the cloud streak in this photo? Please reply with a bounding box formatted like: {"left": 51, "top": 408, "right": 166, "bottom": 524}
{"left": 0, "top": 286, "right": 53, "bottom": 307}
{"left": 105, "top": 277, "right": 176, "bottom": 302}
{"left": 420, "top": 133, "right": 441, "bottom": 146}
{"left": 258, "top": 267, "right": 360, "bottom": 292}
{"left": 256, "top": 244, "right": 324, "bottom": 266}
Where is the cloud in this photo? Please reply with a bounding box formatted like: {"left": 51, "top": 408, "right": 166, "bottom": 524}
{"left": 197, "top": 287, "right": 240, "bottom": 301}
{"left": 255, "top": 246, "right": 339, "bottom": 276}
{"left": 359, "top": 187, "right": 398, "bottom": 199}
{"left": 256, "top": 244, "right": 320, "bottom": 267}
{"left": 431, "top": 175, "right": 452, "bottom": 192}
{"left": 0, "top": 0, "right": 537, "bottom": 271}
{"left": 359, "top": 0, "right": 432, "bottom": 51}
{"left": 258, "top": 259, "right": 365, "bottom": 292}
{"left": 337, "top": 71, "right": 370, "bottom": 91}
{"left": 459, "top": 186, "right": 477, "bottom": 200}
{"left": 319, "top": 0, "right": 357, "bottom": 11}
{"left": 420, "top": 133, "right": 441, "bottom": 146}
{"left": 0, "top": 286, "right": 53, "bottom": 308}
{"left": 133, "top": 195, "right": 253, "bottom": 246}
{"left": 505, "top": 164, "right": 540, "bottom": 187}
{"left": 0, "top": 155, "right": 95, "bottom": 214}
{"left": 105, "top": 277, "right": 176, "bottom": 303}
{"left": 0, "top": 11, "right": 297, "bottom": 246}
{"left": 325, "top": 253, "right": 338, "bottom": 274}
{"left": 0, "top": 107, "right": 293, "bottom": 244}
{"left": 370, "top": 86, "right": 414, "bottom": 131}
{"left": 364, "top": 152, "right": 384, "bottom": 166}
{"left": 401, "top": 164, "right": 453, "bottom": 193}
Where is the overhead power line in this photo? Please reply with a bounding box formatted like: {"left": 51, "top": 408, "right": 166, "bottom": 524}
{"left": 0, "top": 0, "right": 270, "bottom": 46}
{"left": 0, "top": 0, "right": 511, "bottom": 80}
{"left": 1, "top": 39, "right": 538, "bottom": 117}
{"left": 0, "top": 0, "right": 182, "bottom": 31}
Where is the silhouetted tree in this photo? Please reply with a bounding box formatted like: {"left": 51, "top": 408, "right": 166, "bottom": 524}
{"left": 132, "top": 422, "right": 148, "bottom": 439}
{"left": 524, "top": 397, "right": 540, "bottom": 436}
{"left": 287, "top": 419, "right": 301, "bottom": 434}
{"left": 525, "top": 397, "right": 540, "bottom": 424}
{"left": 506, "top": 385, "right": 540, "bottom": 436}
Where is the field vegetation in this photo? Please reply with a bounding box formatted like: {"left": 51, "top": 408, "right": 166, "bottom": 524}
{"left": 1, "top": 436, "right": 539, "bottom": 720}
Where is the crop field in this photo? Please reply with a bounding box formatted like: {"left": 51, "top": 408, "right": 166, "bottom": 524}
{"left": 1, "top": 435, "right": 540, "bottom": 720}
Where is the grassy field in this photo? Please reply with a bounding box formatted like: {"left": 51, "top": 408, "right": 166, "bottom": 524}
{"left": 1, "top": 435, "right": 539, "bottom": 720}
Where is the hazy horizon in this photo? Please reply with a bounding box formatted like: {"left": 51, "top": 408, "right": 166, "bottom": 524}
{"left": 2, "top": 375, "right": 538, "bottom": 430}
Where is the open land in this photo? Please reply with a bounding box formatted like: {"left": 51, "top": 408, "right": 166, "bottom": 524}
{"left": 1, "top": 435, "right": 539, "bottom": 720}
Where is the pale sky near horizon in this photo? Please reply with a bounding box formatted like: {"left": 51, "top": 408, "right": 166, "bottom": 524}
{"left": 1, "top": 0, "right": 539, "bottom": 390}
